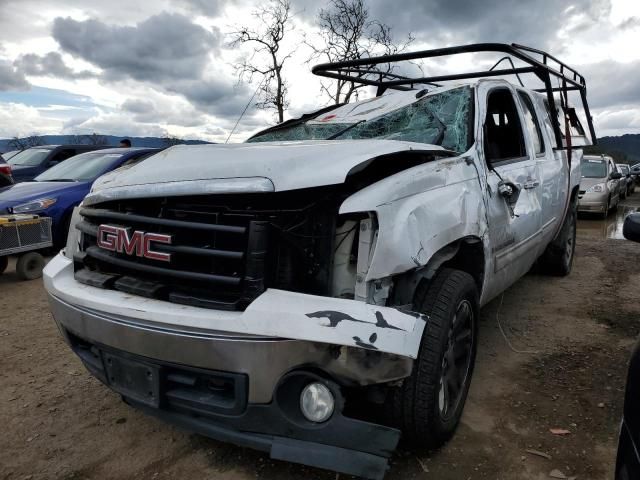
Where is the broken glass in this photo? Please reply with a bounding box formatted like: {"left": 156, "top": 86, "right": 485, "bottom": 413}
{"left": 249, "top": 86, "right": 473, "bottom": 153}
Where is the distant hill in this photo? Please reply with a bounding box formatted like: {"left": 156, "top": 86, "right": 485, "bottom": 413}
{"left": 0, "top": 134, "right": 212, "bottom": 152}
{"left": 584, "top": 134, "right": 640, "bottom": 164}
{"left": 2, "top": 132, "right": 638, "bottom": 165}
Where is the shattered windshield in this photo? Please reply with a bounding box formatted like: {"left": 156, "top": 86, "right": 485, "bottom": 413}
{"left": 248, "top": 86, "right": 473, "bottom": 153}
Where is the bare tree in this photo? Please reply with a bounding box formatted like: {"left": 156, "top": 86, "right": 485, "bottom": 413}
{"left": 8, "top": 135, "right": 45, "bottom": 150}
{"left": 67, "top": 134, "right": 86, "bottom": 144}
{"left": 7, "top": 137, "right": 28, "bottom": 150}
{"left": 230, "top": 0, "right": 293, "bottom": 123}
{"left": 162, "top": 136, "right": 184, "bottom": 147}
{"left": 85, "top": 133, "right": 108, "bottom": 145}
{"left": 308, "top": 0, "right": 414, "bottom": 104}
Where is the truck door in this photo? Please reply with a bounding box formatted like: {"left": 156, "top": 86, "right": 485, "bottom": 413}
{"left": 480, "top": 86, "right": 543, "bottom": 299}
{"left": 516, "top": 90, "right": 564, "bottom": 247}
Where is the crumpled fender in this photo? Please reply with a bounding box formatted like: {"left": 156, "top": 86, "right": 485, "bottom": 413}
{"left": 43, "top": 254, "right": 426, "bottom": 359}
{"left": 340, "top": 155, "right": 488, "bottom": 281}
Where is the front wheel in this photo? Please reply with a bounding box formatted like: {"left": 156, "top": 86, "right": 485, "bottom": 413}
{"left": 387, "top": 268, "right": 478, "bottom": 449}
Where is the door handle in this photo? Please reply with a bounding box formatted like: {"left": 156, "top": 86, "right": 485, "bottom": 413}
{"left": 523, "top": 180, "right": 540, "bottom": 189}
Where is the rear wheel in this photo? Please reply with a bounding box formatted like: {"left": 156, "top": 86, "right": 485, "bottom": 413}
{"left": 16, "top": 252, "right": 45, "bottom": 280}
{"left": 387, "top": 268, "right": 478, "bottom": 449}
{"left": 603, "top": 197, "right": 611, "bottom": 219}
{"left": 539, "top": 201, "right": 577, "bottom": 276}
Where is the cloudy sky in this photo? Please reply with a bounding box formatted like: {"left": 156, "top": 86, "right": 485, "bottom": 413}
{"left": 0, "top": 0, "right": 638, "bottom": 142}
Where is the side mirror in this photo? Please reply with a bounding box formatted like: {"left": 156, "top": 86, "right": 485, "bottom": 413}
{"left": 47, "top": 160, "right": 59, "bottom": 168}
{"left": 498, "top": 180, "right": 521, "bottom": 206}
{"left": 623, "top": 213, "right": 640, "bottom": 243}
{"left": 611, "top": 172, "right": 622, "bottom": 180}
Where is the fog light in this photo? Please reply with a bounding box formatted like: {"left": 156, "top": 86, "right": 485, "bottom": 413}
{"left": 300, "top": 382, "right": 334, "bottom": 423}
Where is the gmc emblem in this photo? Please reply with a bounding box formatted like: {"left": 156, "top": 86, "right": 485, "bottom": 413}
{"left": 96, "top": 224, "right": 172, "bottom": 262}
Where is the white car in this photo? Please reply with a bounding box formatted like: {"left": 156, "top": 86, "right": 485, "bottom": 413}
{"left": 44, "top": 44, "right": 595, "bottom": 479}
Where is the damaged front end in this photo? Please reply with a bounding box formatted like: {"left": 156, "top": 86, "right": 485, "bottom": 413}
{"left": 47, "top": 181, "right": 432, "bottom": 479}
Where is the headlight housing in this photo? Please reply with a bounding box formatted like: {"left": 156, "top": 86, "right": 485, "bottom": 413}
{"left": 12, "top": 197, "right": 57, "bottom": 214}
{"left": 588, "top": 183, "right": 605, "bottom": 193}
{"left": 63, "top": 206, "right": 83, "bottom": 260}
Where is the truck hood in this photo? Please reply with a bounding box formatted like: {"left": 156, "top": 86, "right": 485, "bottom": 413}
{"left": 86, "top": 140, "right": 451, "bottom": 205}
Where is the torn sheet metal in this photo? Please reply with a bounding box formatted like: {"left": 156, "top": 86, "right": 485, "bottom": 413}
{"left": 44, "top": 254, "right": 427, "bottom": 359}
{"left": 340, "top": 154, "right": 488, "bottom": 282}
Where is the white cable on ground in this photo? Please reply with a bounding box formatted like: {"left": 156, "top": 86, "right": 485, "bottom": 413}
{"left": 495, "top": 293, "right": 540, "bottom": 355}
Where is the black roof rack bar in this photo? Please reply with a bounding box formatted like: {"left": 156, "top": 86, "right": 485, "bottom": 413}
{"left": 311, "top": 42, "right": 597, "bottom": 147}
{"left": 534, "top": 87, "right": 582, "bottom": 93}
{"left": 511, "top": 43, "right": 585, "bottom": 85}
{"left": 312, "top": 43, "right": 584, "bottom": 90}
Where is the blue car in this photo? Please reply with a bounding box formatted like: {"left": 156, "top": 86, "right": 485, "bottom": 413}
{"left": 7, "top": 145, "right": 109, "bottom": 182}
{"left": 0, "top": 148, "right": 158, "bottom": 246}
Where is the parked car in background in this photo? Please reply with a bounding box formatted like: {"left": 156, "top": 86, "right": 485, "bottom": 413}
{"left": 7, "top": 145, "right": 108, "bottom": 182}
{"left": 0, "top": 156, "right": 14, "bottom": 187}
{"left": 1, "top": 150, "right": 20, "bottom": 161}
{"left": 578, "top": 155, "right": 622, "bottom": 218}
{"left": 631, "top": 163, "right": 640, "bottom": 182}
{"left": 617, "top": 164, "right": 629, "bottom": 200}
{"left": 617, "top": 212, "right": 640, "bottom": 480}
{"left": 619, "top": 164, "right": 635, "bottom": 195}
{"left": 0, "top": 148, "right": 158, "bottom": 247}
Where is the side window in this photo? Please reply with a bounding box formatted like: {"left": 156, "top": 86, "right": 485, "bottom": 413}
{"left": 50, "top": 149, "right": 76, "bottom": 163}
{"left": 121, "top": 152, "right": 153, "bottom": 167}
{"left": 518, "top": 92, "right": 545, "bottom": 155}
{"left": 484, "top": 89, "right": 527, "bottom": 163}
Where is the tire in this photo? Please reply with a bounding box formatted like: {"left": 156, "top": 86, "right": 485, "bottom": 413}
{"left": 603, "top": 197, "right": 610, "bottom": 219}
{"left": 16, "top": 252, "right": 45, "bottom": 280}
{"left": 0, "top": 256, "right": 8, "bottom": 274}
{"left": 387, "top": 268, "right": 479, "bottom": 450}
{"left": 539, "top": 201, "right": 577, "bottom": 276}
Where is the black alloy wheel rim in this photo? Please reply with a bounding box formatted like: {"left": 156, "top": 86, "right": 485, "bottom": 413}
{"left": 438, "top": 299, "right": 474, "bottom": 420}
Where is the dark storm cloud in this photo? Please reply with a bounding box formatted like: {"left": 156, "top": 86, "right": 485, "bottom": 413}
{"left": 52, "top": 12, "right": 220, "bottom": 82}
{"left": 0, "top": 61, "right": 30, "bottom": 91}
{"left": 15, "top": 52, "right": 94, "bottom": 80}
{"left": 294, "top": 0, "right": 611, "bottom": 51}
{"left": 175, "top": 0, "right": 228, "bottom": 17}
{"left": 170, "top": 78, "right": 254, "bottom": 117}
{"left": 121, "top": 98, "right": 155, "bottom": 115}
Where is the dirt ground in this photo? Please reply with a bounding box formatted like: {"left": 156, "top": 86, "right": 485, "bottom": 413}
{"left": 1, "top": 196, "right": 640, "bottom": 480}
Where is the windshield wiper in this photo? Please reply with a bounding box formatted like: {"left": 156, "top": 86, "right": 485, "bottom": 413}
{"left": 41, "top": 179, "right": 78, "bottom": 182}
{"left": 326, "top": 120, "right": 366, "bottom": 140}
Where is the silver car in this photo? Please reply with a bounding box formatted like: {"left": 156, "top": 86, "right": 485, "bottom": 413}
{"left": 578, "top": 155, "right": 622, "bottom": 217}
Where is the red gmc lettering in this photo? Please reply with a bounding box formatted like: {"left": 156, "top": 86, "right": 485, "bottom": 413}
{"left": 96, "top": 225, "right": 172, "bottom": 262}
{"left": 96, "top": 225, "right": 118, "bottom": 251}
{"left": 143, "top": 233, "right": 172, "bottom": 262}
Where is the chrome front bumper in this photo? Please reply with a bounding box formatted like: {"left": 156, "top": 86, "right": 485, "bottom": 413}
{"left": 44, "top": 253, "right": 418, "bottom": 478}
{"left": 577, "top": 192, "right": 608, "bottom": 212}
{"left": 44, "top": 253, "right": 421, "bottom": 403}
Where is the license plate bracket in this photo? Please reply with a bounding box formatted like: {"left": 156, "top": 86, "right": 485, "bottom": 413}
{"left": 102, "top": 352, "right": 160, "bottom": 408}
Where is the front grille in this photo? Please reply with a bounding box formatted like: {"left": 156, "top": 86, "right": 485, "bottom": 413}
{"left": 74, "top": 189, "right": 340, "bottom": 310}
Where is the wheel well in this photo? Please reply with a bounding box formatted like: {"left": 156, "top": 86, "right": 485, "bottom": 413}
{"left": 440, "top": 239, "right": 485, "bottom": 292}
{"left": 571, "top": 184, "right": 579, "bottom": 203}
{"left": 390, "top": 237, "right": 485, "bottom": 306}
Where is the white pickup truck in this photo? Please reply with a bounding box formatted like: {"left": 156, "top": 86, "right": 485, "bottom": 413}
{"left": 43, "top": 44, "right": 595, "bottom": 479}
